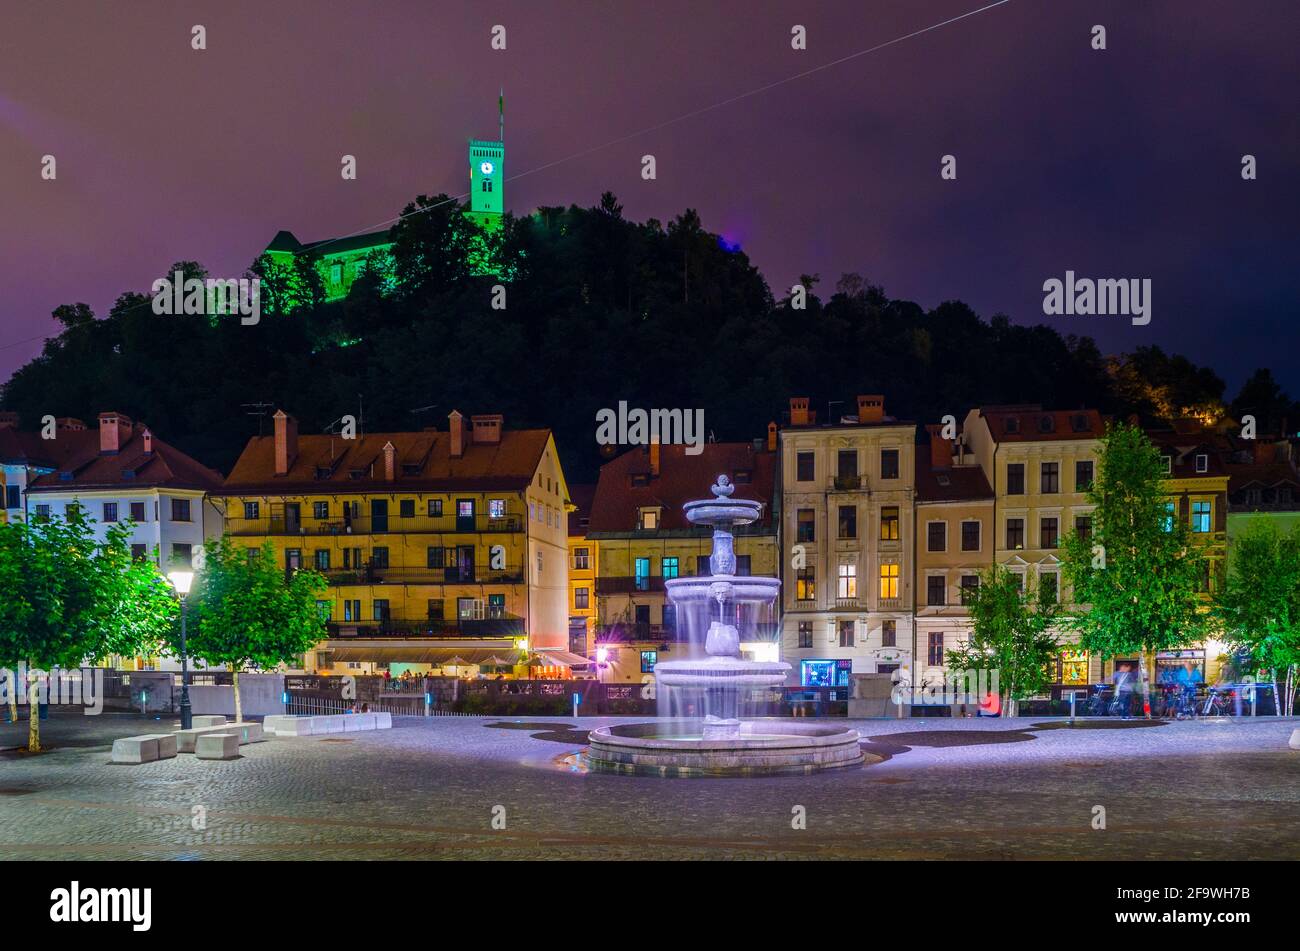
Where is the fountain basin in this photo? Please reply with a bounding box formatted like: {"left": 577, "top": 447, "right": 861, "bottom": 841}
{"left": 587, "top": 719, "right": 865, "bottom": 777}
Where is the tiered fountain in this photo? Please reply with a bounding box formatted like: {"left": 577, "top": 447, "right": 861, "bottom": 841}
{"left": 587, "top": 475, "right": 865, "bottom": 777}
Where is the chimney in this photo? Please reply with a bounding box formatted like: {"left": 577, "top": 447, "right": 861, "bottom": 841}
{"left": 0, "top": 411, "right": 18, "bottom": 429}
{"left": 927, "top": 424, "right": 953, "bottom": 469}
{"left": 767, "top": 421, "right": 777, "bottom": 452}
{"left": 273, "top": 409, "right": 298, "bottom": 476}
{"left": 857, "top": 395, "right": 884, "bottom": 424}
{"left": 470, "top": 413, "right": 503, "bottom": 445}
{"left": 382, "top": 440, "right": 396, "bottom": 482}
{"left": 789, "top": 397, "right": 810, "bottom": 426}
{"left": 142, "top": 428, "right": 154, "bottom": 455}
{"left": 97, "top": 412, "right": 133, "bottom": 454}
{"left": 649, "top": 438, "right": 661, "bottom": 477}
{"left": 448, "top": 410, "right": 465, "bottom": 458}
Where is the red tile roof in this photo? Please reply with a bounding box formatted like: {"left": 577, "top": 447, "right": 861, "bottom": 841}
{"left": 914, "top": 453, "right": 993, "bottom": 503}
{"left": 588, "top": 443, "right": 776, "bottom": 533}
{"left": 979, "top": 405, "right": 1104, "bottom": 442}
{"left": 26, "top": 427, "right": 223, "bottom": 493}
{"left": 217, "top": 428, "right": 551, "bottom": 495}
{"left": 1145, "top": 429, "right": 1229, "bottom": 479}
{"left": 0, "top": 426, "right": 87, "bottom": 471}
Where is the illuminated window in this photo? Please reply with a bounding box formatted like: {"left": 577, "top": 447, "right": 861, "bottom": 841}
{"left": 837, "top": 563, "right": 857, "bottom": 598}
{"left": 1192, "top": 500, "right": 1211, "bottom": 533}
{"left": 880, "top": 507, "right": 899, "bottom": 540}
{"left": 879, "top": 563, "right": 899, "bottom": 600}
{"left": 796, "top": 569, "right": 816, "bottom": 601}
{"left": 661, "top": 557, "right": 679, "bottom": 579}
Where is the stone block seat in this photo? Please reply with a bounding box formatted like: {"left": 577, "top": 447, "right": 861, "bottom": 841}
{"left": 111, "top": 736, "right": 160, "bottom": 764}
{"left": 194, "top": 732, "right": 240, "bottom": 760}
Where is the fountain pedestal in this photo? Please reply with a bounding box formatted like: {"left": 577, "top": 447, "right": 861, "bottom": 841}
{"left": 586, "top": 475, "right": 864, "bottom": 777}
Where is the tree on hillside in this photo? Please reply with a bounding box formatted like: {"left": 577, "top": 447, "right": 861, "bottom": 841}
{"left": 181, "top": 538, "right": 327, "bottom": 722}
{"left": 1231, "top": 368, "right": 1299, "bottom": 437}
{"left": 1214, "top": 519, "right": 1300, "bottom": 715}
{"left": 1062, "top": 423, "right": 1209, "bottom": 718}
{"left": 943, "top": 565, "right": 1060, "bottom": 717}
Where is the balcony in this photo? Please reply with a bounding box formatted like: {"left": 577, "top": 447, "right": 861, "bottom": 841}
{"left": 322, "top": 565, "right": 525, "bottom": 586}
{"left": 831, "top": 474, "right": 865, "bottom": 492}
{"left": 326, "top": 615, "right": 524, "bottom": 639}
{"left": 229, "top": 512, "right": 525, "bottom": 537}
{"left": 595, "top": 576, "right": 669, "bottom": 595}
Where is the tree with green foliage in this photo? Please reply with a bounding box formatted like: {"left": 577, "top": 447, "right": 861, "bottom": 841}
{"left": 1062, "top": 423, "right": 1208, "bottom": 718}
{"left": 944, "top": 565, "right": 1060, "bottom": 716}
{"left": 0, "top": 510, "right": 176, "bottom": 751}
{"left": 1214, "top": 519, "right": 1300, "bottom": 715}
{"left": 181, "top": 538, "right": 327, "bottom": 722}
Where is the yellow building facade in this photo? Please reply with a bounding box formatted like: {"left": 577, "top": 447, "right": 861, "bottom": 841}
{"left": 216, "top": 409, "right": 572, "bottom": 675}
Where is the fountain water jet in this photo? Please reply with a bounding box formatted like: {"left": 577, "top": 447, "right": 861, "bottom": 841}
{"left": 587, "top": 475, "right": 864, "bottom": 776}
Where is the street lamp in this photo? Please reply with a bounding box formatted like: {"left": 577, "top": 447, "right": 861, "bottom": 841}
{"left": 167, "top": 569, "right": 194, "bottom": 730}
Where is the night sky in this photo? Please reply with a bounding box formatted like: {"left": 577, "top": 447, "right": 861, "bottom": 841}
{"left": 2, "top": 0, "right": 1297, "bottom": 395}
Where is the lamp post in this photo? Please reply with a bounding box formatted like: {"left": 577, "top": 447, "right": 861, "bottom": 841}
{"left": 168, "top": 570, "right": 194, "bottom": 730}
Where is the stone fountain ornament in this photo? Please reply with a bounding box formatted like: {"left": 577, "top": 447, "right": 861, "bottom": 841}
{"left": 587, "top": 475, "right": 866, "bottom": 776}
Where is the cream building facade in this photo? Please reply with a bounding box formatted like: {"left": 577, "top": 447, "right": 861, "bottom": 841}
{"left": 779, "top": 396, "right": 917, "bottom": 687}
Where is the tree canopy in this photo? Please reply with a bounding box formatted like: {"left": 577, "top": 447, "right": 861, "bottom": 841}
{"left": 1, "top": 192, "right": 1276, "bottom": 482}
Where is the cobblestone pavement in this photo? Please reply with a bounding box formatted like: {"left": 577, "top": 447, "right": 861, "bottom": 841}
{"left": 2, "top": 713, "right": 1297, "bottom": 860}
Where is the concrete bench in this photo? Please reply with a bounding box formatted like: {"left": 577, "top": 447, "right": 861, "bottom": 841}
{"left": 374, "top": 711, "right": 392, "bottom": 729}
{"left": 227, "top": 722, "right": 264, "bottom": 744}
{"left": 311, "top": 715, "right": 347, "bottom": 735}
{"left": 139, "top": 733, "right": 178, "bottom": 759}
{"left": 191, "top": 715, "right": 227, "bottom": 728}
{"left": 194, "top": 732, "right": 240, "bottom": 760}
{"left": 344, "top": 712, "right": 377, "bottom": 732}
{"left": 263, "top": 715, "right": 304, "bottom": 734}
{"left": 112, "top": 735, "right": 160, "bottom": 764}
{"left": 174, "top": 723, "right": 259, "bottom": 752}
{"left": 269, "top": 716, "right": 314, "bottom": 736}
{"left": 1290, "top": 728, "right": 1300, "bottom": 750}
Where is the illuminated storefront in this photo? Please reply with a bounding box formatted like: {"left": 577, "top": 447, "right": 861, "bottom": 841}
{"left": 800, "top": 658, "right": 852, "bottom": 688}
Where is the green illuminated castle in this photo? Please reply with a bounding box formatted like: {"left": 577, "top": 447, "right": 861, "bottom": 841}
{"left": 262, "top": 97, "right": 506, "bottom": 301}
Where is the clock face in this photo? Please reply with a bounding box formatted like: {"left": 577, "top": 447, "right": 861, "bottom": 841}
{"left": 480, "top": 161, "right": 495, "bottom": 175}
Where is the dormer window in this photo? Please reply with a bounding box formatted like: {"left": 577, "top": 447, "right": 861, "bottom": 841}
{"left": 1071, "top": 414, "right": 1090, "bottom": 432}
{"left": 314, "top": 467, "right": 331, "bottom": 480}
{"left": 1004, "top": 417, "right": 1020, "bottom": 434}
{"left": 638, "top": 508, "right": 660, "bottom": 530}
{"left": 402, "top": 463, "right": 421, "bottom": 476}
{"left": 1162, "top": 455, "right": 1173, "bottom": 474}
{"left": 1038, "top": 415, "right": 1055, "bottom": 433}
{"left": 59, "top": 471, "right": 73, "bottom": 481}
{"left": 734, "top": 470, "right": 752, "bottom": 485}
{"left": 631, "top": 473, "right": 649, "bottom": 487}
{"left": 1194, "top": 453, "right": 1208, "bottom": 473}
{"left": 349, "top": 469, "right": 365, "bottom": 480}
{"left": 121, "top": 469, "right": 136, "bottom": 480}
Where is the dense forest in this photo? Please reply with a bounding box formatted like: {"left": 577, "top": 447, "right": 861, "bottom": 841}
{"left": 3, "top": 191, "right": 1296, "bottom": 482}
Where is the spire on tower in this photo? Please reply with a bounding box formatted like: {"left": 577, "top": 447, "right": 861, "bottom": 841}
{"left": 498, "top": 86, "right": 504, "bottom": 143}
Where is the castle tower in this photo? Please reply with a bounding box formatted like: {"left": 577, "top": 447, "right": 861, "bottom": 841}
{"left": 467, "top": 90, "right": 504, "bottom": 234}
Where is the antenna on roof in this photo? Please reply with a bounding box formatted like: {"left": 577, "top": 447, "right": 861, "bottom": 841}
{"left": 410, "top": 404, "right": 438, "bottom": 426}
{"left": 499, "top": 86, "right": 504, "bottom": 143}
{"left": 242, "top": 401, "right": 274, "bottom": 437}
